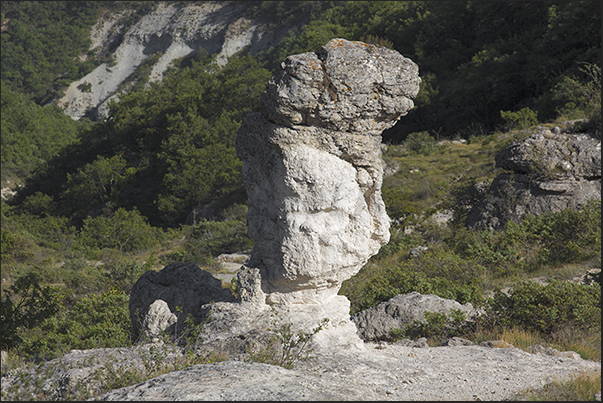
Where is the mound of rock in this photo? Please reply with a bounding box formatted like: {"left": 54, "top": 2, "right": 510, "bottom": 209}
{"left": 351, "top": 292, "right": 480, "bottom": 342}
{"left": 467, "top": 129, "right": 601, "bottom": 230}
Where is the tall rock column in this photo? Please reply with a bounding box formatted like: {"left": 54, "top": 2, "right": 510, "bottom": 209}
{"left": 236, "top": 38, "right": 420, "bottom": 306}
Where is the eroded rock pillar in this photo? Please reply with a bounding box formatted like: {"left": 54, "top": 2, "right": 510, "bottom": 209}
{"left": 236, "top": 38, "right": 420, "bottom": 306}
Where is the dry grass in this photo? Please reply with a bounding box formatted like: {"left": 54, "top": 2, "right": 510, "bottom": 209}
{"left": 511, "top": 371, "right": 601, "bottom": 401}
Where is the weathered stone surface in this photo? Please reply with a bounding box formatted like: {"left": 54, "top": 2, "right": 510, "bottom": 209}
{"left": 236, "top": 39, "right": 420, "bottom": 306}
{"left": 91, "top": 343, "right": 599, "bottom": 401}
{"left": 261, "top": 38, "right": 420, "bottom": 134}
{"left": 495, "top": 131, "right": 601, "bottom": 179}
{"left": 3, "top": 339, "right": 599, "bottom": 401}
{"left": 527, "top": 344, "right": 582, "bottom": 360}
{"left": 351, "top": 292, "right": 480, "bottom": 342}
{"left": 0, "top": 344, "right": 185, "bottom": 401}
{"left": 140, "top": 299, "right": 178, "bottom": 342}
{"left": 129, "top": 263, "right": 236, "bottom": 340}
{"left": 466, "top": 129, "right": 601, "bottom": 230}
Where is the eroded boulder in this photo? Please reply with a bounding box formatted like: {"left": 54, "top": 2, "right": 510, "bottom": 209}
{"left": 467, "top": 129, "right": 601, "bottom": 230}
{"left": 129, "top": 263, "right": 236, "bottom": 340}
{"left": 351, "top": 292, "right": 480, "bottom": 342}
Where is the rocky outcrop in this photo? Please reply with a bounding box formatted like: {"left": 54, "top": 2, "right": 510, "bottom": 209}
{"left": 56, "top": 1, "right": 294, "bottom": 120}
{"left": 126, "top": 38, "right": 420, "bottom": 354}
{"left": 189, "top": 38, "right": 420, "bottom": 353}
{"left": 466, "top": 129, "right": 601, "bottom": 230}
{"left": 351, "top": 292, "right": 480, "bottom": 342}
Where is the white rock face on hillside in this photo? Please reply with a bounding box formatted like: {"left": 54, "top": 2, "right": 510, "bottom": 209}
{"left": 56, "top": 1, "right": 280, "bottom": 121}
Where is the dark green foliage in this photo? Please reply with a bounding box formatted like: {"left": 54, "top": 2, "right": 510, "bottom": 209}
{"left": 104, "top": 259, "right": 154, "bottom": 294}
{"left": 1, "top": 272, "right": 63, "bottom": 350}
{"left": 342, "top": 201, "right": 601, "bottom": 316}
{"left": 343, "top": 245, "right": 486, "bottom": 315}
{"left": 504, "top": 200, "right": 601, "bottom": 267}
{"left": 1, "top": 81, "right": 89, "bottom": 184}
{"left": 0, "top": 1, "right": 146, "bottom": 102}
{"left": 403, "top": 131, "right": 437, "bottom": 155}
{"left": 270, "top": 1, "right": 600, "bottom": 140}
{"left": 500, "top": 107, "right": 539, "bottom": 131}
{"left": 77, "top": 207, "right": 162, "bottom": 255}
{"left": 180, "top": 217, "right": 254, "bottom": 263}
{"left": 11, "top": 53, "right": 271, "bottom": 227}
{"left": 20, "top": 288, "right": 132, "bottom": 359}
{"left": 392, "top": 309, "right": 469, "bottom": 344}
{"left": 483, "top": 280, "right": 601, "bottom": 335}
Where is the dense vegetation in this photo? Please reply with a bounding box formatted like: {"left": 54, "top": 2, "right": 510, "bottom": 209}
{"left": 1, "top": 1, "right": 601, "bottom": 399}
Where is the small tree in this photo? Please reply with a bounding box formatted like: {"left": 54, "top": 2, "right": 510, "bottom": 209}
{"left": 79, "top": 207, "right": 160, "bottom": 254}
{"left": 0, "top": 273, "right": 63, "bottom": 350}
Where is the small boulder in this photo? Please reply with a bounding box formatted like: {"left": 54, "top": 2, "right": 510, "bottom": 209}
{"left": 141, "top": 299, "right": 178, "bottom": 342}
{"left": 351, "top": 292, "right": 479, "bottom": 342}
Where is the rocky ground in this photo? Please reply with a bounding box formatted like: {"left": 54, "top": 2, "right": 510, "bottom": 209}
{"left": 2, "top": 331, "right": 600, "bottom": 401}
{"left": 96, "top": 340, "right": 600, "bottom": 401}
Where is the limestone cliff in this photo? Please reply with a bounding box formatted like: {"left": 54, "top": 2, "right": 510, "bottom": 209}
{"left": 56, "top": 1, "right": 293, "bottom": 121}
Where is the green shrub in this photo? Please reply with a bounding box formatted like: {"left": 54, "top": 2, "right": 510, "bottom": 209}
{"left": 343, "top": 246, "right": 486, "bottom": 315}
{"left": 403, "top": 131, "right": 437, "bottom": 155}
{"left": 503, "top": 200, "right": 601, "bottom": 268}
{"left": 78, "top": 207, "right": 162, "bottom": 255}
{"left": 104, "top": 259, "right": 154, "bottom": 294}
{"left": 1, "top": 272, "right": 63, "bottom": 351}
{"left": 1, "top": 227, "right": 15, "bottom": 256}
{"left": 183, "top": 218, "right": 253, "bottom": 260}
{"left": 394, "top": 309, "right": 469, "bottom": 344}
{"left": 482, "top": 280, "right": 601, "bottom": 335}
{"left": 20, "top": 288, "right": 132, "bottom": 359}
{"left": 448, "top": 200, "right": 601, "bottom": 274}
{"left": 500, "top": 107, "right": 538, "bottom": 131}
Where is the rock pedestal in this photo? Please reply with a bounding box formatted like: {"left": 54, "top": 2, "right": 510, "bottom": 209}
{"left": 236, "top": 38, "right": 420, "bottom": 306}
{"left": 202, "top": 38, "right": 419, "bottom": 351}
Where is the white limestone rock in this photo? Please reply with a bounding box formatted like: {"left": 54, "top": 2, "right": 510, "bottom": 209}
{"left": 236, "top": 39, "right": 420, "bottom": 306}
{"left": 140, "top": 299, "right": 177, "bottom": 343}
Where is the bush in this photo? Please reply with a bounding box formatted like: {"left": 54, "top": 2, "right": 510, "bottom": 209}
{"left": 342, "top": 246, "right": 486, "bottom": 315}
{"left": 78, "top": 207, "right": 161, "bottom": 255}
{"left": 482, "top": 280, "right": 601, "bottom": 335}
{"left": 182, "top": 218, "right": 253, "bottom": 261}
{"left": 394, "top": 309, "right": 469, "bottom": 344}
{"left": 503, "top": 200, "right": 601, "bottom": 268}
{"left": 1, "top": 273, "right": 63, "bottom": 351}
{"left": 448, "top": 200, "right": 601, "bottom": 273}
{"left": 500, "top": 107, "right": 538, "bottom": 131}
{"left": 20, "top": 288, "right": 132, "bottom": 359}
{"left": 105, "top": 259, "right": 154, "bottom": 294}
{"left": 403, "top": 131, "right": 436, "bottom": 155}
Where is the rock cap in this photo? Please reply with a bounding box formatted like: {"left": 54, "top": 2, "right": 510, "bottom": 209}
{"left": 262, "top": 38, "right": 420, "bottom": 134}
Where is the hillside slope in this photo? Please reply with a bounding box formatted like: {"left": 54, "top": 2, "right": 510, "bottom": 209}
{"left": 56, "top": 1, "right": 299, "bottom": 120}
